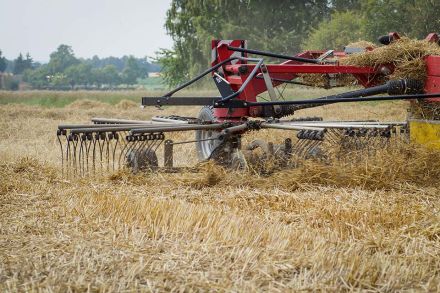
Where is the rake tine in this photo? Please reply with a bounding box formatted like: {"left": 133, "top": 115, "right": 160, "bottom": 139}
{"left": 85, "top": 135, "right": 92, "bottom": 174}
{"left": 79, "top": 136, "right": 85, "bottom": 176}
{"left": 294, "top": 139, "right": 307, "bottom": 158}
{"left": 117, "top": 135, "right": 131, "bottom": 168}
{"left": 299, "top": 140, "right": 314, "bottom": 158}
{"left": 135, "top": 136, "right": 149, "bottom": 154}
{"left": 307, "top": 141, "right": 321, "bottom": 157}
{"left": 65, "top": 135, "right": 71, "bottom": 178}
{"left": 153, "top": 136, "right": 164, "bottom": 153}
{"left": 325, "top": 129, "right": 340, "bottom": 146}
{"left": 97, "top": 133, "right": 106, "bottom": 173}
{"left": 92, "top": 134, "right": 98, "bottom": 175}
{"left": 57, "top": 131, "right": 65, "bottom": 177}
{"left": 111, "top": 132, "right": 119, "bottom": 171}
{"left": 105, "top": 134, "right": 111, "bottom": 172}
{"left": 72, "top": 135, "right": 78, "bottom": 175}
{"left": 121, "top": 136, "right": 140, "bottom": 168}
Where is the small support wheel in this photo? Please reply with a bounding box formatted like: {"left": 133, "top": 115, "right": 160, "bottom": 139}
{"left": 195, "top": 106, "right": 222, "bottom": 160}
{"left": 126, "top": 149, "right": 158, "bottom": 172}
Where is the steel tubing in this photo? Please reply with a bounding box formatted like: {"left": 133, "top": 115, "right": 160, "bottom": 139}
{"left": 91, "top": 118, "right": 157, "bottom": 124}
{"left": 285, "top": 122, "right": 391, "bottom": 129}
{"left": 130, "top": 123, "right": 226, "bottom": 134}
{"left": 261, "top": 123, "right": 326, "bottom": 132}
{"left": 69, "top": 123, "right": 191, "bottom": 134}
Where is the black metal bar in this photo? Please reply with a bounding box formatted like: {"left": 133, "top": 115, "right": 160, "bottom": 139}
{"left": 219, "top": 58, "right": 265, "bottom": 102}
{"left": 142, "top": 56, "right": 263, "bottom": 106}
{"left": 91, "top": 118, "right": 153, "bottom": 124}
{"left": 59, "top": 124, "right": 151, "bottom": 130}
{"left": 170, "top": 137, "right": 218, "bottom": 145}
{"left": 130, "top": 123, "right": 227, "bottom": 134}
{"left": 69, "top": 124, "right": 186, "bottom": 134}
{"left": 142, "top": 96, "right": 220, "bottom": 107}
{"left": 214, "top": 79, "right": 427, "bottom": 108}
{"left": 227, "top": 46, "right": 320, "bottom": 64}
{"left": 164, "top": 140, "right": 173, "bottom": 168}
{"left": 240, "top": 93, "right": 440, "bottom": 107}
{"left": 162, "top": 57, "right": 235, "bottom": 97}
{"left": 162, "top": 56, "right": 261, "bottom": 97}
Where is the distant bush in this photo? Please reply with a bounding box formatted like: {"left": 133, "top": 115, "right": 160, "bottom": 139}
{"left": 1, "top": 74, "right": 20, "bottom": 91}
{"left": 302, "top": 11, "right": 366, "bottom": 51}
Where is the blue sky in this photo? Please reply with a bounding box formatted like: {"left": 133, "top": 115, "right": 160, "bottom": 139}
{"left": 0, "top": 0, "right": 173, "bottom": 61}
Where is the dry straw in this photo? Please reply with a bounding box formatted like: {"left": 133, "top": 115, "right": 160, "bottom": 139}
{"left": 341, "top": 37, "right": 440, "bottom": 80}
{"left": 1, "top": 95, "right": 440, "bottom": 291}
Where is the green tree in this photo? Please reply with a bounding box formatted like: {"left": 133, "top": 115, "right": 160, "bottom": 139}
{"left": 13, "top": 53, "right": 25, "bottom": 74}
{"left": 161, "top": 0, "right": 331, "bottom": 87}
{"left": 101, "top": 65, "right": 120, "bottom": 86}
{"left": 65, "top": 63, "right": 92, "bottom": 89}
{"left": 361, "top": 0, "right": 440, "bottom": 40}
{"left": 23, "top": 65, "right": 50, "bottom": 89}
{"left": 24, "top": 53, "right": 33, "bottom": 70}
{"left": 330, "top": 0, "right": 361, "bottom": 11}
{"left": 13, "top": 52, "right": 34, "bottom": 74}
{"left": 302, "top": 11, "right": 365, "bottom": 50}
{"left": 49, "top": 72, "right": 69, "bottom": 88}
{"left": 48, "top": 44, "right": 79, "bottom": 74}
{"left": 0, "top": 50, "right": 6, "bottom": 72}
{"left": 122, "top": 56, "right": 143, "bottom": 85}
{"left": 155, "top": 48, "right": 187, "bottom": 87}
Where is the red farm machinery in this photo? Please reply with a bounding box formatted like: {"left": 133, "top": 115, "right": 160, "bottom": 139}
{"left": 57, "top": 33, "right": 440, "bottom": 174}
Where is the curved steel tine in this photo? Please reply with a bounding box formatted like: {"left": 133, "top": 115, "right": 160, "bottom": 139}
{"left": 79, "top": 137, "right": 85, "bottom": 176}
{"left": 105, "top": 135, "right": 110, "bottom": 171}
{"left": 97, "top": 134, "right": 105, "bottom": 173}
{"left": 301, "top": 139, "right": 312, "bottom": 156}
{"left": 135, "top": 136, "right": 149, "bottom": 153}
{"left": 117, "top": 135, "right": 130, "bottom": 168}
{"left": 85, "top": 137, "right": 92, "bottom": 174}
{"left": 72, "top": 137, "right": 79, "bottom": 176}
{"left": 92, "top": 134, "right": 97, "bottom": 175}
{"left": 294, "top": 138, "right": 307, "bottom": 158}
{"left": 65, "top": 135, "right": 71, "bottom": 178}
{"left": 111, "top": 133, "right": 120, "bottom": 171}
{"left": 122, "top": 138, "right": 140, "bottom": 167}
{"left": 152, "top": 136, "right": 164, "bottom": 153}
{"left": 57, "top": 133, "right": 64, "bottom": 177}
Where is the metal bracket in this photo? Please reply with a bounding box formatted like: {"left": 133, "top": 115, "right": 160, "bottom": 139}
{"left": 260, "top": 63, "right": 281, "bottom": 115}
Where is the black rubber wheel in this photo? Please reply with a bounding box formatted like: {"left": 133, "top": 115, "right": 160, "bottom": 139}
{"left": 126, "top": 149, "right": 158, "bottom": 172}
{"left": 195, "top": 106, "right": 221, "bottom": 160}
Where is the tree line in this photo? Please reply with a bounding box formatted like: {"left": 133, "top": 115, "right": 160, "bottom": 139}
{"left": 157, "top": 0, "right": 440, "bottom": 87}
{"left": 0, "top": 46, "right": 161, "bottom": 90}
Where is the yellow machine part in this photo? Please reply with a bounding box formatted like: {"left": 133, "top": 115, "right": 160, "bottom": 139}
{"left": 409, "top": 119, "right": 440, "bottom": 149}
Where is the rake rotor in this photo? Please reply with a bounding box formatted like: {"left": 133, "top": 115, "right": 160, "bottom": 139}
{"left": 57, "top": 34, "right": 440, "bottom": 176}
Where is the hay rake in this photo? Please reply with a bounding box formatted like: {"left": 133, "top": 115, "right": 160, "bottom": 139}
{"left": 57, "top": 33, "right": 440, "bottom": 175}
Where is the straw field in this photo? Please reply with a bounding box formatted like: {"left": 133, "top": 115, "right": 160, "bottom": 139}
{"left": 1, "top": 90, "right": 439, "bottom": 292}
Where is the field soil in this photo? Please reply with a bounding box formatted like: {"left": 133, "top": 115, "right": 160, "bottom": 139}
{"left": 0, "top": 91, "right": 439, "bottom": 292}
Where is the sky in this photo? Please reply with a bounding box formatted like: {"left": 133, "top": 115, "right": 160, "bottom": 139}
{"left": 0, "top": 0, "right": 174, "bottom": 62}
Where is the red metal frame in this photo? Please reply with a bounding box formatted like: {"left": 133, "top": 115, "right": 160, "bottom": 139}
{"left": 210, "top": 33, "right": 439, "bottom": 120}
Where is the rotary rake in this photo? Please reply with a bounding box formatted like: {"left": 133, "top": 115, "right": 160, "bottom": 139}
{"left": 57, "top": 33, "right": 440, "bottom": 175}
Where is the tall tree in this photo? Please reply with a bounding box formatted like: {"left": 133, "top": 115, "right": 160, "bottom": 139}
{"left": 101, "top": 65, "right": 120, "bottom": 86}
{"left": 360, "top": 0, "right": 440, "bottom": 40}
{"left": 302, "top": 11, "right": 365, "bottom": 50}
{"left": 160, "top": 0, "right": 331, "bottom": 86}
{"left": 13, "top": 52, "right": 35, "bottom": 75}
{"left": 23, "top": 65, "right": 50, "bottom": 89}
{"left": 122, "top": 56, "right": 143, "bottom": 85}
{"left": 65, "top": 63, "right": 92, "bottom": 88}
{"left": 0, "top": 50, "right": 6, "bottom": 73}
{"left": 13, "top": 53, "right": 25, "bottom": 74}
{"left": 48, "top": 44, "right": 79, "bottom": 74}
